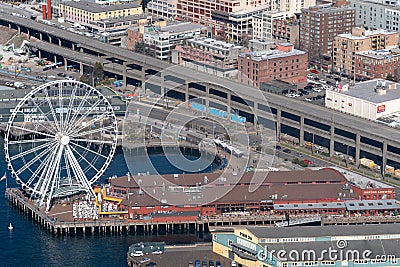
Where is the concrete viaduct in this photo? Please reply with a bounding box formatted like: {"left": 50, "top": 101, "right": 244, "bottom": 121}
{"left": 1, "top": 13, "right": 400, "bottom": 172}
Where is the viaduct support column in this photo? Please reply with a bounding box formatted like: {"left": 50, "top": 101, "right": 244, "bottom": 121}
{"left": 205, "top": 84, "right": 210, "bottom": 113}
{"left": 79, "top": 62, "right": 84, "bottom": 75}
{"left": 27, "top": 29, "right": 30, "bottom": 39}
{"left": 141, "top": 67, "right": 146, "bottom": 93}
{"left": 185, "top": 82, "right": 189, "bottom": 103}
{"left": 329, "top": 123, "right": 335, "bottom": 157}
{"left": 299, "top": 116, "right": 304, "bottom": 146}
{"left": 122, "top": 61, "right": 127, "bottom": 88}
{"left": 64, "top": 58, "right": 68, "bottom": 71}
{"left": 276, "top": 109, "right": 282, "bottom": 143}
{"left": 355, "top": 132, "right": 361, "bottom": 167}
{"left": 382, "top": 141, "right": 387, "bottom": 177}
{"left": 17, "top": 26, "right": 21, "bottom": 34}
{"left": 161, "top": 72, "right": 165, "bottom": 97}
{"left": 227, "top": 92, "right": 231, "bottom": 120}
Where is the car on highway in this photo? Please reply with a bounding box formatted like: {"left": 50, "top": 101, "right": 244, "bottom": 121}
{"left": 310, "top": 69, "right": 319, "bottom": 74}
{"left": 283, "top": 148, "right": 291, "bottom": 153}
{"left": 57, "top": 72, "right": 66, "bottom": 77}
{"left": 303, "top": 159, "right": 313, "bottom": 165}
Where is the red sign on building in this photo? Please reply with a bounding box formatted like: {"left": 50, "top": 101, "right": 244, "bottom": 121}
{"left": 377, "top": 105, "right": 386, "bottom": 113}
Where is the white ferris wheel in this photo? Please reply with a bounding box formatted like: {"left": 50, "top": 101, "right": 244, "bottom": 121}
{"left": 4, "top": 80, "right": 118, "bottom": 211}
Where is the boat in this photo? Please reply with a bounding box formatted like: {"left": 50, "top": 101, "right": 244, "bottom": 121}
{"left": 8, "top": 223, "right": 13, "bottom": 230}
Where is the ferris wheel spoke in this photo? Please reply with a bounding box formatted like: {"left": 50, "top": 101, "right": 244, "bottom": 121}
{"left": 8, "top": 137, "right": 56, "bottom": 145}
{"left": 70, "top": 138, "right": 114, "bottom": 145}
{"left": 70, "top": 124, "right": 116, "bottom": 139}
{"left": 65, "top": 146, "right": 93, "bottom": 194}
{"left": 42, "top": 87, "right": 61, "bottom": 132}
{"left": 58, "top": 84, "right": 65, "bottom": 130}
{"left": 66, "top": 98, "right": 107, "bottom": 135}
{"left": 64, "top": 88, "right": 94, "bottom": 133}
{"left": 10, "top": 140, "right": 56, "bottom": 161}
{"left": 62, "top": 83, "right": 78, "bottom": 132}
{"left": 69, "top": 140, "right": 109, "bottom": 159}
{"left": 25, "top": 150, "right": 54, "bottom": 188}
{"left": 68, "top": 112, "right": 111, "bottom": 137}
{"left": 10, "top": 125, "right": 56, "bottom": 138}
{"left": 69, "top": 144, "right": 101, "bottom": 174}
{"left": 45, "top": 145, "right": 64, "bottom": 211}
{"left": 16, "top": 143, "right": 57, "bottom": 176}
{"left": 30, "top": 98, "right": 59, "bottom": 134}
{"left": 34, "top": 144, "right": 60, "bottom": 204}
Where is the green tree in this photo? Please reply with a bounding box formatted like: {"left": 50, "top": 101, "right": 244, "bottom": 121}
{"left": 80, "top": 74, "right": 91, "bottom": 84}
{"left": 386, "top": 73, "right": 395, "bottom": 82}
{"left": 92, "top": 62, "right": 104, "bottom": 86}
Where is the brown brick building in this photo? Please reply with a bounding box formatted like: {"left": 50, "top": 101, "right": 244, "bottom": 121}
{"left": 273, "top": 17, "right": 300, "bottom": 48}
{"left": 355, "top": 50, "right": 400, "bottom": 80}
{"left": 333, "top": 27, "right": 399, "bottom": 78}
{"left": 238, "top": 43, "right": 308, "bottom": 88}
{"left": 300, "top": 0, "right": 355, "bottom": 69}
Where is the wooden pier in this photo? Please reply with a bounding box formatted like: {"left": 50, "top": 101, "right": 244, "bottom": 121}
{"left": 5, "top": 188, "right": 400, "bottom": 238}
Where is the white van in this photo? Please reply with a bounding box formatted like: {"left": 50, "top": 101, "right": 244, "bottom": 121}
{"left": 131, "top": 251, "right": 144, "bottom": 257}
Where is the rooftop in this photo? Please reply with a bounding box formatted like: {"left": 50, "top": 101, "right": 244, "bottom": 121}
{"left": 356, "top": 48, "right": 400, "bottom": 59}
{"left": 244, "top": 223, "right": 400, "bottom": 239}
{"left": 338, "top": 28, "right": 398, "bottom": 40}
{"left": 61, "top": 1, "right": 140, "bottom": 13}
{"left": 342, "top": 79, "right": 400, "bottom": 104}
{"left": 160, "top": 22, "right": 207, "bottom": 33}
{"left": 239, "top": 47, "right": 306, "bottom": 61}
{"left": 189, "top": 37, "right": 242, "bottom": 51}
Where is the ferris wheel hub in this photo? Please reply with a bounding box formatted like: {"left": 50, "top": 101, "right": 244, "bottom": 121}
{"left": 60, "top": 135, "right": 70, "bottom": 146}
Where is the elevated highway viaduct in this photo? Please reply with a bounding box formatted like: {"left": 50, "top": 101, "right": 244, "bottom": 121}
{"left": 2, "top": 13, "right": 400, "bottom": 172}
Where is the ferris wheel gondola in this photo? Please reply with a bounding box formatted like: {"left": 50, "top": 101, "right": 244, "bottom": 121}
{"left": 4, "top": 80, "right": 118, "bottom": 211}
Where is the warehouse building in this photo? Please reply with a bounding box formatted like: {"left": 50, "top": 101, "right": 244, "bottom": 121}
{"left": 325, "top": 79, "right": 400, "bottom": 120}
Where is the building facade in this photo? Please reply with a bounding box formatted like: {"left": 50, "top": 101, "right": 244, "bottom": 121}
{"left": 212, "top": 224, "right": 400, "bottom": 267}
{"left": 238, "top": 43, "right": 308, "bottom": 87}
{"left": 333, "top": 27, "right": 399, "bottom": 77}
{"left": 325, "top": 79, "right": 400, "bottom": 120}
{"left": 300, "top": 1, "right": 356, "bottom": 69}
{"left": 272, "top": 16, "right": 300, "bottom": 47}
{"left": 147, "top": 0, "right": 178, "bottom": 19}
{"left": 355, "top": 49, "right": 400, "bottom": 80}
{"left": 171, "top": 37, "right": 243, "bottom": 78}
{"left": 60, "top": 1, "right": 142, "bottom": 25}
{"left": 141, "top": 22, "right": 207, "bottom": 60}
{"left": 350, "top": 0, "right": 400, "bottom": 32}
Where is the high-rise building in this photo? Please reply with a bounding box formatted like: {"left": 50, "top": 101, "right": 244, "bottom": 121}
{"left": 300, "top": 0, "right": 355, "bottom": 69}
{"left": 333, "top": 27, "right": 399, "bottom": 77}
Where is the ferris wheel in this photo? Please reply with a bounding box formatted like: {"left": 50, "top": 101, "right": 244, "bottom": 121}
{"left": 4, "top": 80, "right": 118, "bottom": 211}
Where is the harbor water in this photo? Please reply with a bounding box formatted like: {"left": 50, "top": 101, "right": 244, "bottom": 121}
{"left": 0, "top": 136, "right": 213, "bottom": 267}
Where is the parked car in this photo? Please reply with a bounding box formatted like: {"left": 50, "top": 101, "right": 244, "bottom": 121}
{"left": 57, "top": 72, "right": 66, "bottom": 77}
{"left": 216, "top": 261, "right": 222, "bottom": 267}
{"left": 209, "top": 260, "right": 215, "bottom": 267}
{"left": 132, "top": 251, "right": 144, "bottom": 257}
{"left": 310, "top": 69, "right": 319, "bottom": 74}
{"left": 313, "top": 77, "right": 320, "bottom": 81}
{"left": 231, "top": 261, "right": 237, "bottom": 267}
{"left": 319, "top": 79, "right": 326, "bottom": 83}
{"left": 326, "top": 80, "right": 334, "bottom": 85}
{"left": 304, "top": 85, "right": 313, "bottom": 91}
{"left": 313, "top": 88, "right": 322, "bottom": 93}
{"left": 283, "top": 148, "right": 291, "bottom": 153}
{"left": 305, "top": 98, "right": 313, "bottom": 102}
{"left": 188, "top": 262, "right": 194, "bottom": 267}
{"left": 152, "top": 250, "right": 163, "bottom": 255}
{"left": 195, "top": 260, "right": 201, "bottom": 267}
{"left": 202, "top": 261, "right": 207, "bottom": 267}
{"left": 307, "top": 74, "right": 314, "bottom": 79}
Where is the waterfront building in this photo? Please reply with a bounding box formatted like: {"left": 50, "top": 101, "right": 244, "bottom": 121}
{"left": 212, "top": 224, "right": 400, "bottom": 267}
{"left": 59, "top": 1, "right": 142, "bottom": 26}
{"left": 332, "top": 27, "right": 399, "bottom": 77}
{"left": 325, "top": 79, "right": 400, "bottom": 120}
{"left": 171, "top": 37, "right": 244, "bottom": 78}
{"left": 238, "top": 43, "right": 308, "bottom": 87}
{"left": 299, "top": 0, "right": 356, "bottom": 69}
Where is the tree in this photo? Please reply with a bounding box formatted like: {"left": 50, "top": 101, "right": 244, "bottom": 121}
{"left": 92, "top": 62, "right": 104, "bottom": 86}
{"left": 80, "top": 74, "right": 91, "bottom": 84}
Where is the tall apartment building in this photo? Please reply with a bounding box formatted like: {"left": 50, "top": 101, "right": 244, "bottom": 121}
{"left": 349, "top": 0, "right": 400, "bottom": 32}
{"left": 253, "top": 11, "right": 290, "bottom": 41}
{"left": 172, "top": 37, "right": 243, "bottom": 78}
{"left": 355, "top": 49, "right": 400, "bottom": 80}
{"left": 300, "top": 1, "right": 355, "bottom": 68}
{"left": 333, "top": 27, "right": 399, "bottom": 77}
{"left": 147, "top": 0, "right": 178, "bottom": 19}
{"left": 238, "top": 43, "right": 308, "bottom": 87}
{"left": 176, "top": 0, "right": 274, "bottom": 43}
